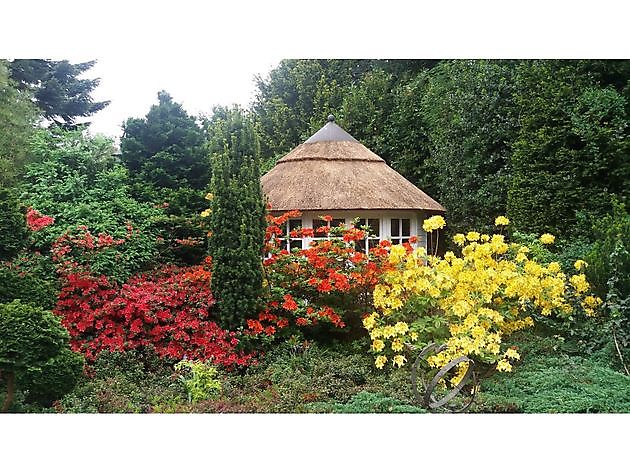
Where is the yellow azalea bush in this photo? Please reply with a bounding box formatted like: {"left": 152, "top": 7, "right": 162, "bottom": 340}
{"left": 364, "top": 216, "right": 601, "bottom": 382}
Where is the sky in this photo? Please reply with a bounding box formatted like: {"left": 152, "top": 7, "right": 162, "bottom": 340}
{"left": 85, "top": 55, "right": 281, "bottom": 139}
{"left": 4, "top": 1, "right": 627, "bottom": 144}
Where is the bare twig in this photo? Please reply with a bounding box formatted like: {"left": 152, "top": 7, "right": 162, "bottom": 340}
{"left": 612, "top": 327, "right": 630, "bottom": 376}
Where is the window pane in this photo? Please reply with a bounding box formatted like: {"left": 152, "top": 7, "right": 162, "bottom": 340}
{"left": 402, "top": 238, "right": 409, "bottom": 244}
{"left": 402, "top": 219, "right": 410, "bottom": 236}
{"left": 332, "top": 218, "right": 345, "bottom": 228}
{"left": 368, "top": 239, "right": 379, "bottom": 249}
{"left": 288, "top": 219, "right": 302, "bottom": 231}
{"left": 391, "top": 219, "right": 400, "bottom": 237}
{"left": 368, "top": 219, "right": 380, "bottom": 237}
{"left": 356, "top": 239, "right": 366, "bottom": 253}
{"left": 290, "top": 239, "right": 303, "bottom": 250}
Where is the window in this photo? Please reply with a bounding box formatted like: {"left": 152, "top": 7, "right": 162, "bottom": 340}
{"left": 312, "top": 217, "right": 346, "bottom": 240}
{"left": 278, "top": 219, "right": 303, "bottom": 251}
{"left": 355, "top": 218, "right": 380, "bottom": 254}
{"left": 391, "top": 218, "right": 411, "bottom": 245}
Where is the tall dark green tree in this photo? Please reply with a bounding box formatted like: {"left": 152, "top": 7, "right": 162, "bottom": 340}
{"left": 8, "top": 59, "right": 109, "bottom": 127}
{"left": 206, "top": 106, "right": 266, "bottom": 329}
{"left": 420, "top": 60, "right": 519, "bottom": 235}
{"left": 508, "top": 60, "right": 629, "bottom": 238}
{"left": 120, "top": 91, "right": 209, "bottom": 209}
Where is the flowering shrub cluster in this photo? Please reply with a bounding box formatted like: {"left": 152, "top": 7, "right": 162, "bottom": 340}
{"left": 364, "top": 216, "right": 601, "bottom": 381}
{"left": 246, "top": 210, "right": 392, "bottom": 337}
{"left": 25, "top": 207, "right": 55, "bottom": 232}
{"left": 52, "top": 227, "right": 252, "bottom": 367}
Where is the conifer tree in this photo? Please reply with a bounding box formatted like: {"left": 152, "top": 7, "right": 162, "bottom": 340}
{"left": 206, "top": 106, "right": 266, "bottom": 329}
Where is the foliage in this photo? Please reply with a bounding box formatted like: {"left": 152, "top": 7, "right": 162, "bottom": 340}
{"left": 474, "top": 335, "right": 630, "bottom": 413}
{"left": 0, "top": 265, "right": 57, "bottom": 310}
{"left": 175, "top": 359, "right": 222, "bottom": 403}
{"left": 0, "top": 61, "right": 39, "bottom": 186}
{"left": 0, "top": 187, "right": 29, "bottom": 260}
{"left": 0, "top": 300, "right": 83, "bottom": 411}
{"left": 207, "top": 106, "right": 266, "bottom": 328}
{"left": 508, "top": 60, "right": 629, "bottom": 239}
{"left": 306, "top": 390, "right": 426, "bottom": 413}
{"left": 8, "top": 59, "right": 109, "bottom": 127}
{"left": 421, "top": 60, "right": 518, "bottom": 235}
{"left": 366, "top": 216, "right": 600, "bottom": 381}
{"left": 121, "top": 90, "right": 209, "bottom": 194}
{"left": 21, "top": 128, "right": 166, "bottom": 280}
{"left": 59, "top": 349, "right": 186, "bottom": 413}
{"left": 54, "top": 258, "right": 253, "bottom": 367}
{"left": 587, "top": 200, "right": 630, "bottom": 370}
{"left": 247, "top": 210, "right": 391, "bottom": 339}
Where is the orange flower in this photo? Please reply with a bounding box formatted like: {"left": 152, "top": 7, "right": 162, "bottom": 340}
{"left": 321, "top": 215, "right": 333, "bottom": 223}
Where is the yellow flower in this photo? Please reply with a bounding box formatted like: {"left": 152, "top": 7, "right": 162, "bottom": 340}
{"left": 495, "top": 216, "right": 510, "bottom": 226}
{"left": 547, "top": 262, "right": 561, "bottom": 273}
{"left": 453, "top": 234, "right": 466, "bottom": 246}
{"left": 409, "top": 331, "right": 418, "bottom": 341}
{"left": 392, "top": 354, "right": 407, "bottom": 367}
{"left": 391, "top": 338, "right": 404, "bottom": 352}
{"left": 422, "top": 215, "right": 446, "bottom": 232}
{"left": 371, "top": 339, "right": 385, "bottom": 352}
{"left": 540, "top": 233, "right": 555, "bottom": 245}
{"left": 362, "top": 314, "right": 376, "bottom": 330}
{"left": 394, "top": 321, "right": 409, "bottom": 335}
{"left": 570, "top": 274, "right": 589, "bottom": 294}
{"left": 466, "top": 232, "right": 480, "bottom": 242}
{"left": 574, "top": 260, "right": 587, "bottom": 271}
{"left": 205, "top": 192, "right": 214, "bottom": 200}
{"left": 496, "top": 359, "right": 512, "bottom": 372}
{"left": 375, "top": 355, "right": 387, "bottom": 369}
{"left": 504, "top": 348, "right": 520, "bottom": 360}
{"left": 200, "top": 209, "right": 212, "bottom": 218}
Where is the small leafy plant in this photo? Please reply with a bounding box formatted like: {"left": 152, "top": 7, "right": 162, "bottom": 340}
{"left": 175, "top": 359, "right": 222, "bottom": 404}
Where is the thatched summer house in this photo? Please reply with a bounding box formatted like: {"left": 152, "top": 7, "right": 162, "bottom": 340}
{"left": 261, "top": 116, "right": 444, "bottom": 252}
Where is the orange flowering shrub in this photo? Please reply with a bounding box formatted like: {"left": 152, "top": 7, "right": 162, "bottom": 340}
{"left": 246, "top": 210, "right": 392, "bottom": 338}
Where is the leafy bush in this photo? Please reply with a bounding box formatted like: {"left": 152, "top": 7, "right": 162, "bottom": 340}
{"left": 0, "top": 265, "right": 57, "bottom": 309}
{"left": 55, "top": 261, "right": 252, "bottom": 367}
{"left": 175, "top": 359, "right": 222, "bottom": 403}
{"left": 0, "top": 300, "right": 83, "bottom": 411}
{"left": 0, "top": 187, "right": 28, "bottom": 260}
{"left": 60, "top": 349, "right": 186, "bottom": 413}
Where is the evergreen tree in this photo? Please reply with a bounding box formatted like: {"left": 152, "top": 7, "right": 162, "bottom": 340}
{"left": 207, "top": 106, "right": 266, "bottom": 329}
{"left": 8, "top": 59, "right": 109, "bottom": 127}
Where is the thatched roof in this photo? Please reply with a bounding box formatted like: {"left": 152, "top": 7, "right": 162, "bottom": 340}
{"left": 261, "top": 116, "right": 445, "bottom": 212}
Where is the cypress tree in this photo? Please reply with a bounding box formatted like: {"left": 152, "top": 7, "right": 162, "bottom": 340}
{"left": 207, "top": 106, "right": 266, "bottom": 329}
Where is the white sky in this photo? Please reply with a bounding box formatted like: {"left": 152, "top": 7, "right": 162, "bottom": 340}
{"left": 3, "top": 1, "right": 627, "bottom": 143}
{"left": 85, "top": 55, "right": 281, "bottom": 139}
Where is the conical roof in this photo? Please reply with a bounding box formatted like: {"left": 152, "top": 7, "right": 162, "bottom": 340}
{"left": 261, "top": 116, "right": 445, "bottom": 212}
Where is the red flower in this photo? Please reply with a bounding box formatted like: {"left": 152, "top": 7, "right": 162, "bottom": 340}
{"left": 26, "top": 207, "right": 55, "bottom": 231}
{"left": 409, "top": 235, "right": 418, "bottom": 244}
{"left": 321, "top": 215, "right": 333, "bottom": 223}
{"left": 282, "top": 294, "right": 298, "bottom": 311}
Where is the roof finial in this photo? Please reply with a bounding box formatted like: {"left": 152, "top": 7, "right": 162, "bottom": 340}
{"left": 327, "top": 114, "right": 335, "bottom": 123}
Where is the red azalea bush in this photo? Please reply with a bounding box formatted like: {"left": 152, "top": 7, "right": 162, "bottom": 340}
{"left": 52, "top": 228, "right": 253, "bottom": 368}
{"left": 25, "top": 207, "right": 55, "bottom": 232}
{"left": 247, "top": 210, "right": 393, "bottom": 338}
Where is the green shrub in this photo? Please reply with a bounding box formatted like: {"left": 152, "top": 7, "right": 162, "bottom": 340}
{"left": 0, "top": 266, "right": 57, "bottom": 309}
{"left": 59, "top": 349, "right": 186, "bottom": 413}
{"left": 474, "top": 335, "right": 630, "bottom": 413}
{"left": 175, "top": 360, "right": 222, "bottom": 403}
{"left": 0, "top": 187, "right": 28, "bottom": 261}
{"left": 0, "top": 300, "right": 83, "bottom": 411}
